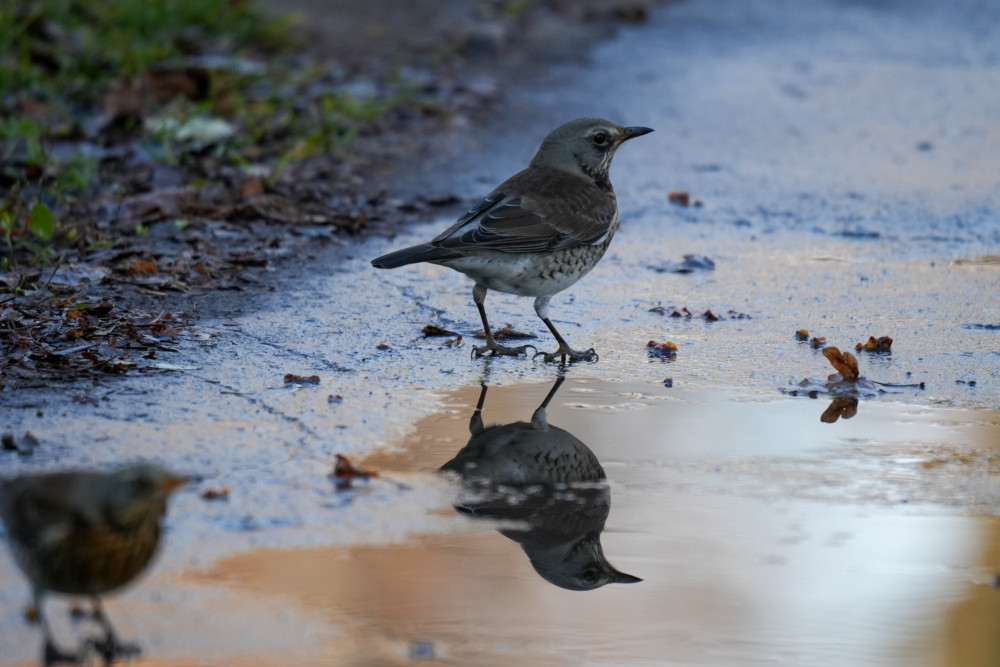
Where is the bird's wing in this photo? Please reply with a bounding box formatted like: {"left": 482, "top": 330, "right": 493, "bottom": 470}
{"left": 431, "top": 166, "right": 617, "bottom": 253}
{"left": 0, "top": 475, "right": 90, "bottom": 547}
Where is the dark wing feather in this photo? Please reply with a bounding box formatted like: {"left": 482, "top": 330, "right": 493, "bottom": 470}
{"left": 0, "top": 474, "right": 89, "bottom": 546}
{"left": 432, "top": 166, "right": 617, "bottom": 254}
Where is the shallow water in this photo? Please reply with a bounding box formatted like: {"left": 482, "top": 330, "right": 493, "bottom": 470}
{"left": 5, "top": 378, "right": 998, "bottom": 666}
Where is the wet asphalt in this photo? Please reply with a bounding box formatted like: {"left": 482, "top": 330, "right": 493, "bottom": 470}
{"left": 1, "top": 0, "right": 999, "bottom": 664}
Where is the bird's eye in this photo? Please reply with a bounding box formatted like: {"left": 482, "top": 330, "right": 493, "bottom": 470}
{"left": 582, "top": 569, "right": 598, "bottom": 583}
{"left": 592, "top": 132, "right": 609, "bottom": 146}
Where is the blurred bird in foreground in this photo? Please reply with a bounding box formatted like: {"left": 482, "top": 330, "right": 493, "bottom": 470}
{"left": 440, "top": 377, "right": 641, "bottom": 590}
{"left": 0, "top": 464, "right": 188, "bottom": 665}
{"left": 372, "top": 117, "right": 652, "bottom": 363}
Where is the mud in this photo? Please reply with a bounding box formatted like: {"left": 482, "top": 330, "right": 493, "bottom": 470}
{"left": 2, "top": 0, "right": 999, "bottom": 664}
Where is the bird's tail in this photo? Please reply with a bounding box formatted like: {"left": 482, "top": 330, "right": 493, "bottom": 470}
{"left": 371, "top": 243, "right": 457, "bottom": 269}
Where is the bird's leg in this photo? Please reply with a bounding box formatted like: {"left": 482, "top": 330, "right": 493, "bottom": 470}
{"left": 531, "top": 297, "right": 598, "bottom": 363}
{"left": 530, "top": 375, "right": 566, "bottom": 427}
{"left": 86, "top": 597, "right": 141, "bottom": 664}
{"left": 469, "top": 383, "right": 488, "bottom": 436}
{"left": 471, "top": 283, "right": 535, "bottom": 358}
{"left": 32, "top": 595, "right": 80, "bottom": 666}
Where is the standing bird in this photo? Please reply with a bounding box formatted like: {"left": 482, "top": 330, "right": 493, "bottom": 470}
{"left": 440, "top": 377, "right": 641, "bottom": 590}
{"left": 0, "top": 464, "right": 188, "bottom": 665}
{"left": 372, "top": 118, "right": 652, "bottom": 363}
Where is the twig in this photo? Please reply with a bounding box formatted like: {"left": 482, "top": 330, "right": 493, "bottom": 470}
{"left": 42, "top": 252, "right": 67, "bottom": 290}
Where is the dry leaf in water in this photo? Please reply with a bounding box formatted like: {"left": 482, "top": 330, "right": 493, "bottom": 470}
{"left": 856, "top": 335, "right": 893, "bottom": 352}
{"left": 820, "top": 397, "right": 859, "bottom": 423}
{"left": 647, "top": 340, "right": 678, "bottom": 359}
{"left": 822, "top": 346, "right": 859, "bottom": 380}
{"left": 332, "top": 454, "right": 379, "bottom": 491}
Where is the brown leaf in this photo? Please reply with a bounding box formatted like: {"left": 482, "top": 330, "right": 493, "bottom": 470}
{"left": 647, "top": 340, "right": 678, "bottom": 359}
{"left": 668, "top": 191, "right": 690, "bottom": 206}
{"left": 474, "top": 323, "right": 534, "bottom": 340}
{"left": 241, "top": 177, "right": 265, "bottom": 199}
{"left": 284, "top": 373, "right": 320, "bottom": 384}
{"left": 856, "top": 335, "right": 893, "bottom": 352}
{"left": 820, "top": 397, "right": 859, "bottom": 423}
{"left": 125, "top": 259, "right": 158, "bottom": 277}
{"left": 422, "top": 324, "right": 457, "bottom": 337}
{"left": 822, "top": 347, "right": 859, "bottom": 380}
{"left": 201, "top": 487, "right": 230, "bottom": 501}
{"left": 332, "top": 454, "right": 378, "bottom": 490}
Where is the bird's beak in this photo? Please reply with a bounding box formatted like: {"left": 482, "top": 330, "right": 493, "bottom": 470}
{"left": 619, "top": 126, "right": 654, "bottom": 142}
{"left": 158, "top": 475, "right": 193, "bottom": 493}
{"left": 610, "top": 568, "right": 644, "bottom": 584}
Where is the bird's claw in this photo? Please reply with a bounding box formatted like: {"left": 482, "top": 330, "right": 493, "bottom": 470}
{"left": 87, "top": 636, "right": 141, "bottom": 664}
{"left": 534, "top": 347, "right": 599, "bottom": 364}
{"left": 43, "top": 640, "right": 80, "bottom": 666}
{"left": 471, "top": 343, "right": 537, "bottom": 359}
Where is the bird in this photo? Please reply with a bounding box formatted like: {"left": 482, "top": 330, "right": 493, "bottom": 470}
{"left": 0, "top": 464, "right": 189, "bottom": 665}
{"left": 371, "top": 117, "right": 652, "bottom": 363}
{"left": 440, "top": 377, "right": 641, "bottom": 590}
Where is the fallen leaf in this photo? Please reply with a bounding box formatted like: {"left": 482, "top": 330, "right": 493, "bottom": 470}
{"left": 242, "top": 177, "right": 265, "bottom": 198}
{"left": 474, "top": 323, "right": 535, "bottom": 340}
{"left": 856, "top": 335, "right": 893, "bottom": 352}
{"left": 284, "top": 373, "right": 320, "bottom": 384}
{"left": 795, "top": 329, "right": 810, "bottom": 341}
{"left": 200, "top": 487, "right": 230, "bottom": 501}
{"left": 820, "top": 397, "right": 859, "bottom": 423}
{"left": 125, "top": 259, "right": 158, "bottom": 277}
{"left": 822, "top": 347, "right": 859, "bottom": 380}
{"left": 442, "top": 334, "right": 463, "bottom": 347}
{"left": 647, "top": 340, "right": 678, "bottom": 359}
{"left": 332, "top": 454, "right": 378, "bottom": 490}
{"left": 422, "top": 324, "right": 458, "bottom": 337}
{"left": 668, "top": 191, "right": 691, "bottom": 206}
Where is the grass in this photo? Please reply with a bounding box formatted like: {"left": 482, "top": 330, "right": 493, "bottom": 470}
{"left": 0, "top": 0, "right": 297, "bottom": 108}
{"left": 0, "top": 0, "right": 422, "bottom": 269}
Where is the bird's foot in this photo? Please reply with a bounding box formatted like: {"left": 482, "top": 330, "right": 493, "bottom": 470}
{"left": 534, "top": 346, "right": 599, "bottom": 364}
{"left": 43, "top": 640, "right": 80, "bottom": 666}
{"left": 471, "top": 342, "right": 536, "bottom": 359}
{"left": 87, "top": 635, "right": 141, "bottom": 664}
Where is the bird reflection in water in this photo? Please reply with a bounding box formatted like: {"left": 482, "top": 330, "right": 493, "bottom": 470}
{"left": 0, "top": 464, "right": 189, "bottom": 665}
{"left": 440, "top": 376, "right": 641, "bottom": 590}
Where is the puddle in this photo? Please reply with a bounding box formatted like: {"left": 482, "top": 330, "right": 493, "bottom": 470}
{"left": 6, "top": 378, "right": 996, "bottom": 666}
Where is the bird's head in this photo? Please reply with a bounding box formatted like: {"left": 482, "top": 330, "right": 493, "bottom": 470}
{"left": 104, "top": 464, "right": 189, "bottom": 527}
{"left": 530, "top": 117, "right": 653, "bottom": 187}
{"left": 524, "top": 532, "right": 642, "bottom": 591}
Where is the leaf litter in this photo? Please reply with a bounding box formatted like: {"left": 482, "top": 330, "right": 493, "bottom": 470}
{"left": 0, "top": 287, "right": 201, "bottom": 389}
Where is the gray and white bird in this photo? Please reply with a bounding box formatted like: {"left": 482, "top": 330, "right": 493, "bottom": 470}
{"left": 440, "top": 377, "right": 641, "bottom": 590}
{"left": 0, "top": 464, "right": 188, "bottom": 665}
{"left": 371, "top": 117, "right": 652, "bottom": 363}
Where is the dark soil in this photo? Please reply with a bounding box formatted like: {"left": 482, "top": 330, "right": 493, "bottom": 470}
{"left": 0, "top": 0, "right": 657, "bottom": 389}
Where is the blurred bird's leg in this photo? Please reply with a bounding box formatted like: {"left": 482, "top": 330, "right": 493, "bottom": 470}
{"left": 532, "top": 297, "right": 598, "bottom": 363}
{"left": 35, "top": 596, "right": 80, "bottom": 666}
{"left": 471, "top": 283, "right": 536, "bottom": 358}
{"left": 87, "top": 597, "right": 140, "bottom": 663}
